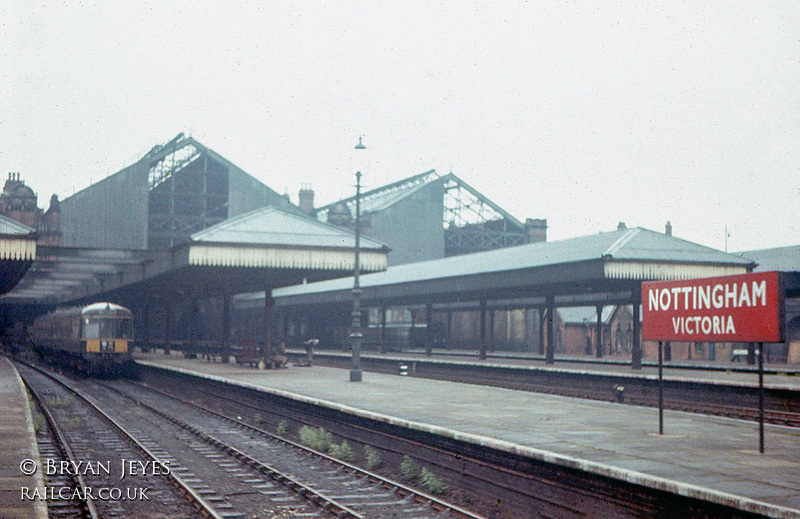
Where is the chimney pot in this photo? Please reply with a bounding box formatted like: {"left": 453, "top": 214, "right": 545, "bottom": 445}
{"left": 298, "top": 184, "right": 315, "bottom": 215}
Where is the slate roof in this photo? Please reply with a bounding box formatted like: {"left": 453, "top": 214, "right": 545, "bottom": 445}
{"left": 0, "top": 215, "right": 35, "bottom": 237}
{"left": 0, "top": 215, "right": 36, "bottom": 263}
{"left": 274, "top": 227, "right": 755, "bottom": 299}
{"left": 191, "top": 205, "right": 388, "bottom": 251}
{"left": 739, "top": 245, "right": 800, "bottom": 272}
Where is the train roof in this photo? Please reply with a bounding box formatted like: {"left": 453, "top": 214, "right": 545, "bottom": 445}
{"left": 81, "top": 302, "right": 132, "bottom": 318}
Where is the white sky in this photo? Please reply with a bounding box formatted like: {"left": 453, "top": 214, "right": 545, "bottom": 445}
{"left": 2, "top": 2, "right": 798, "bottom": 252}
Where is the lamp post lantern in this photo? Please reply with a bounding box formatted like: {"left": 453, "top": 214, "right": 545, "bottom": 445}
{"left": 349, "top": 136, "right": 367, "bottom": 382}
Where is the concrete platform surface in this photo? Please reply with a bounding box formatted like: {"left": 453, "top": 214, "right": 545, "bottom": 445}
{"left": 349, "top": 349, "right": 800, "bottom": 390}
{"left": 136, "top": 352, "right": 800, "bottom": 517}
{"left": 0, "top": 357, "right": 47, "bottom": 519}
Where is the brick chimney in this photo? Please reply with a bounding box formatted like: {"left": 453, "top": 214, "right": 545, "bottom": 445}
{"left": 617, "top": 221, "right": 627, "bottom": 231}
{"left": 525, "top": 218, "right": 547, "bottom": 243}
{"left": 665, "top": 221, "right": 672, "bottom": 236}
{"left": 39, "top": 194, "right": 61, "bottom": 246}
{"left": 298, "top": 184, "right": 315, "bottom": 215}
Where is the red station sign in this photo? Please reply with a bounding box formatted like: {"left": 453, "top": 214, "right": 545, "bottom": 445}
{"left": 641, "top": 271, "right": 785, "bottom": 343}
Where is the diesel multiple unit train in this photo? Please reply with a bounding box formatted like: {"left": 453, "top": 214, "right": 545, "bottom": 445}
{"left": 30, "top": 302, "right": 136, "bottom": 377}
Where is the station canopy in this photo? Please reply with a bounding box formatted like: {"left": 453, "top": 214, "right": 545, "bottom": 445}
{"left": 0, "top": 215, "right": 37, "bottom": 295}
{"left": 274, "top": 226, "right": 757, "bottom": 309}
{"left": 1, "top": 206, "right": 389, "bottom": 307}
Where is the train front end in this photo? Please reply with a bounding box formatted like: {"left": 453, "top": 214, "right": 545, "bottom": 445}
{"left": 80, "top": 302, "right": 136, "bottom": 377}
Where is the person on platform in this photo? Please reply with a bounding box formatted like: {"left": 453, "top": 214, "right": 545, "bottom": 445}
{"left": 303, "top": 338, "right": 319, "bottom": 366}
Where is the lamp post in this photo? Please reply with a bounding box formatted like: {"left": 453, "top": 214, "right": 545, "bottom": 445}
{"left": 349, "top": 136, "right": 367, "bottom": 382}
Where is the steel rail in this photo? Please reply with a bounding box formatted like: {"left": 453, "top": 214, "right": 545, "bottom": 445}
{"left": 100, "top": 382, "right": 365, "bottom": 519}
{"left": 18, "top": 362, "right": 225, "bottom": 519}
{"left": 122, "top": 379, "right": 486, "bottom": 519}
{"left": 24, "top": 380, "right": 100, "bottom": 519}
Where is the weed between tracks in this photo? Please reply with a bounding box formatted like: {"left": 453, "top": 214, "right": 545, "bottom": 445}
{"left": 298, "top": 425, "right": 355, "bottom": 462}
{"left": 298, "top": 426, "right": 448, "bottom": 494}
{"left": 143, "top": 371, "right": 488, "bottom": 516}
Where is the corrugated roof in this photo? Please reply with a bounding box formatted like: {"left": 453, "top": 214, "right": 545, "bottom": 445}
{"left": 0, "top": 215, "right": 35, "bottom": 236}
{"left": 274, "top": 227, "right": 755, "bottom": 298}
{"left": 191, "top": 206, "right": 388, "bottom": 250}
{"left": 739, "top": 245, "right": 800, "bottom": 272}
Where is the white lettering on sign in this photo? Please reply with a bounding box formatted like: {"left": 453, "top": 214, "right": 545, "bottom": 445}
{"left": 671, "top": 315, "right": 735, "bottom": 335}
{"left": 648, "top": 280, "right": 767, "bottom": 312}
{"left": 642, "top": 272, "right": 782, "bottom": 343}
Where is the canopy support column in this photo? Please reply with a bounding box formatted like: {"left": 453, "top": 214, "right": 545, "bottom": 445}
{"left": 631, "top": 300, "right": 642, "bottom": 369}
{"left": 221, "top": 291, "right": 231, "bottom": 364}
{"left": 479, "top": 299, "right": 488, "bottom": 360}
{"left": 380, "top": 304, "right": 387, "bottom": 353}
{"left": 425, "top": 304, "right": 433, "bottom": 356}
{"left": 595, "top": 305, "right": 603, "bottom": 358}
{"left": 545, "top": 296, "right": 555, "bottom": 364}
{"left": 263, "top": 288, "right": 275, "bottom": 366}
{"left": 164, "top": 302, "right": 172, "bottom": 356}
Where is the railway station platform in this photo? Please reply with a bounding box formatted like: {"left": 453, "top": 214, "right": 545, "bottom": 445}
{"left": 0, "top": 357, "right": 47, "bottom": 519}
{"left": 364, "top": 350, "right": 800, "bottom": 390}
{"left": 135, "top": 351, "right": 800, "bottom": 517}
{"left": 291, "top": 349, "right": 800, "bottom": 389}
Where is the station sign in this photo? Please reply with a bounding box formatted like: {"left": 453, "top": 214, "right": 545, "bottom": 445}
{"left": 641, "top": 271, "right": 784, "bottom": 342}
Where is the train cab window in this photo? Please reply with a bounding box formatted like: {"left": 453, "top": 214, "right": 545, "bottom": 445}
{"left": 83, "top": 318, "right": 101, "bottom": 339}
{"left": 83, "top": 317, "right": 133, "bottom": 339}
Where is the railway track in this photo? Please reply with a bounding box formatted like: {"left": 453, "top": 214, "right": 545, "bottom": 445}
{"left": 137, "top": 364, "right": 783, "bottom": 519}
{"left": 98, "top": 378, "right": 485, "bottom": 518}
{"left": 17, "top": 363, "right": 220, "bottom": 519}
{"left": 26, "top": 381, "right": 99, "bottom": 519}
{"left": 18, "top": 362, "right": 484, "bottom": 518}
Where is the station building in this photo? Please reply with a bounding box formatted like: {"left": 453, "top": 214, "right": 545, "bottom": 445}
{"left": 297, "top": 170, "right": 547, "bottom": 266}
{"left": 2, "top": 133, "right": 796, "bottom": 364}
{"left": 233, "top": 169, "right": 549, "bottom": 351}
{"left": 0, "top": 173, "right": 60, "bottom": 246}
{"left": 58, "top": 133, "right": 300, "bottom": 250}
{"left": 0, "top": 134, "right": 384, "bottom": 362}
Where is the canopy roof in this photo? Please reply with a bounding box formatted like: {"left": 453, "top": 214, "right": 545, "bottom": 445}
{"left": 741, "top": 245, "right": 800, "bottom": 272}
{"left": 187, "top": 206, "right": 388, "bottom": 272}
{"left": 192, "top": 206, "right": 387, "bottom": 250}
{"left": 0, "top": 215, "right": 36, "bottom": 261}
{"left": 2, "top": 206, "right": 389, "bottom": 306}
{"left": 275, "top": 227, "right": 756, "bottom": 308}
{"left": 0, "top": 215, "right": 37, "bottom": 295}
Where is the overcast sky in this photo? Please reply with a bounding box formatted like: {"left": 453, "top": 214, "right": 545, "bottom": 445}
{"left": 2, "top": 2, "right": 798, "bottom": 252}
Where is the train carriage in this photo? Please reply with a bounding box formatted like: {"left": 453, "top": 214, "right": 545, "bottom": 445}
{"left": 31, "top": 302, "right": 136, "bottom": 377}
